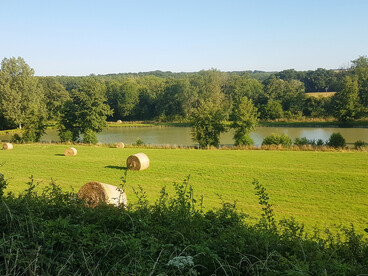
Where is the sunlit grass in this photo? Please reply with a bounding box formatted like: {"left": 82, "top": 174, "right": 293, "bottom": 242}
{"left": 1, "top": 143, "right": 367, "bottom": 234}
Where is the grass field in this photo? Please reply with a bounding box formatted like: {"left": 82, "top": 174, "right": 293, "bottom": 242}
{"left": 1, "top": 143, "right": 367, "bottom": 234}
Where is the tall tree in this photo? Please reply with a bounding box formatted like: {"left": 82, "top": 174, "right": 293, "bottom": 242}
{"left": 58, "top": 78, "right": 112, "bottom": 142}
{"left": 134, "top": 76, "right": 165, "bottom": 120}
{"left": 230, "top": 97, "right": 258, "bottom": 146}
{"left": 106, "top": 79, "right": 139, "bottom": 120}
{"left": 38, "top": 77, "right": 70, "bottom": 120}
{"left": 0, "top": 57, "right": 44, "bottom": 129}
{"left": 223, "top": 75, "right": 264, "bottom": 105}
{"left": 190, "top": 70, "right": 230, "bottom": 148}
{"left": 264, "top": 79, "right": 306, "bottom": 116}
{"left": 190, "top": 101, "right": 228, "bottom": 148}
{"left": 351, "top": 56, "right": 368, "bottom": 108}
{"left": 332, "top": 76, "right": 361, "bottom": 122}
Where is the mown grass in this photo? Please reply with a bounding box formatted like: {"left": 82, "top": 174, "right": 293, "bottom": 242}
{"left": 1, "top": 143, "right": 368, "bottom": 234}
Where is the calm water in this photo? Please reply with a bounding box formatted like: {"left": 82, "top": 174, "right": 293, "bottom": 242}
{"left": 2, "top": 127, "right": 368, "bottom": 146}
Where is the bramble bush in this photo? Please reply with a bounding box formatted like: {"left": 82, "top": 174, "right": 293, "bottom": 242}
{"left": 0, "top": 171, "right": 367, "bottom": 275}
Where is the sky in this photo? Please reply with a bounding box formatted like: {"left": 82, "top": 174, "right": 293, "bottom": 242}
{"left": 1, "top": 0, "right": 367, "bottom": 76}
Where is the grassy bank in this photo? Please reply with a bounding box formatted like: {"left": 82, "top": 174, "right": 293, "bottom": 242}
{"left": 259, "top": 118, "right": 368, "bottom": 128}
{"left": 1, "top": 144, "right": 367, "bottom": 234}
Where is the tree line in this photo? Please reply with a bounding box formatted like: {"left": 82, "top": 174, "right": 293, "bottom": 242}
{"left": 0, "top": 56, "right": 367, "bottom": 145}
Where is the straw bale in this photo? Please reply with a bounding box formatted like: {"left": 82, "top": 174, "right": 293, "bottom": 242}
{"left": 126, "top": 153, "right": 149, "bottom": 171}
{"left": 64, "top": 147, "right": 77, "bottom": 156}
{"left": 2, "top": 143, "right": 13, "bottom": 150}
{"left": 117, "top": 120, "right": 122, "bottom": 123}
{"left": 77, "top": 181, "right": 127, "bottom": 208}
{"left": 116, "top": 142, "right": 125, "bottom": 148}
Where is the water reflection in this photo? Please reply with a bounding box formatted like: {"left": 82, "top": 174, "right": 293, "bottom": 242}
{"left": 2, "top": 126, "right": 367, "bottom": 146}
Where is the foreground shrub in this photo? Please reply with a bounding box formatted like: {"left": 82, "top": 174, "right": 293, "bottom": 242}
{"left": 0, "top": 174, "right": 367, "bottom": 275}
{"left": 262, "top": 133, "right": 292, "bottom": 146}
{"left": 327, "top": 132, "right": 346, "bottom": 148}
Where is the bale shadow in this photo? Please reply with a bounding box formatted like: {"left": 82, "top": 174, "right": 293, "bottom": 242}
{"left": 105, "top": 165, "right": 127, "bottom": 170}
{"left": 54, "top": 154, "right": 65, "bottom": 156}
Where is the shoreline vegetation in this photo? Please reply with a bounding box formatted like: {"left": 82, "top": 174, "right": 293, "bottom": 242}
{"left": 1, "top": 118, "right": 368, "bottom": 137}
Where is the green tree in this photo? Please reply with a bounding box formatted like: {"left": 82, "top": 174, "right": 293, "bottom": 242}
{"left": 230, "top": 97, "right": 258, "bottom": 146}
{"left": 134, "top": 76, "right": 165, "bottom": 120}
{"left": 0, "top": 57, "right": 44, "bottom": 129}
{"left": 190, "top": 101, "right": 227, "bottom": 148}
{"left": 58, "top": 78, "right": 112, "bottom": 142}
{"left": 38, "top": 77, "right": 70, "bottom": 120}
{"left": 264, "top": 79, "right": 306, "bottom": 116}
{"left": 333, "top": 76, "right": 361, "bottom": 122}
{"left": 106, "top": 79, "right": 139, "bottom": 120}
{"left": 157, "top": 78, "right": 191, "bottom": 120}
{"left": 190, "top": 70, "right": 230, "bottom": 148}
{"left": 22, "top": 109, "right": 47, "bottom": 142}
{"left": 351, "top": 56, "right": 368, "bottom": 109}
{"left": 223, "top": 75, "right": 264, "bottom": 104}
{"left": 260, "top": 100, "right": 284, "bottom": 120}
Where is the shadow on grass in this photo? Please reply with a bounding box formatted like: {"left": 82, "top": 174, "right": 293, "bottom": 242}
{"left": 54, "top": 154, "right": 65, "bottom": 156}
{"left": 105, "top": 165, "right": 127, "bottom": 170}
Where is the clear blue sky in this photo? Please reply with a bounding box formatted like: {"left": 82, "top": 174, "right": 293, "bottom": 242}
{"left": 1, "top": 0, "right": 367, "bottom": 76}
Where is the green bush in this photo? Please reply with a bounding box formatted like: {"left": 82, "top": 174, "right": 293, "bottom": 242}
{"left": 262, "top": 133, "right": 292, "bottom": 146}
{"left": 82, "top": 129, "right": 98, "bottom": 144}
{"left": 234, "top": 133, "right": 254, "bottom": 146}
{"left": 327, "top": 132, "right": 346, "bottom": 148}
{"left": 354, "top": 140, "right": 366, "bottom": 149}
{"left": 10, "top": 133, "right": 24, "bottom": 143}
{"left": 260, "top": 100, "right": 283, "bottom": 120}
{"left": 135, "top": 137, "right": 145, "bottom": 146}
{"left": 293, "top": 137, "right": 309, "bottom": 146}
{"left": 316, "top": 139, "right": 325, "bottom": 146}
{"left": 58, "top": 129, "right": 73, "bottom": 142}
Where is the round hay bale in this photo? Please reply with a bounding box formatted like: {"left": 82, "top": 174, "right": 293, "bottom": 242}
{"left": 117, "top": 120, "right": 122, "bottom": 124}
{"left": 77, "top": 181, "right": 127, "bottom": 208}
{"left": 3, "top": 143, "right": 13, "bottom": 150}
{"left": 64, "top": 147, "right": 77, "bottom": 156}
{"left": 126, "top": 153, "right": 149, "bottom": 171}
{"left": 116, "top": 142, "right": 125, "bottom": 148}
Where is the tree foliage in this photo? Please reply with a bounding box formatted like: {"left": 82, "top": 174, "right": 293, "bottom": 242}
{"left": 230, "top": 97, "right": 258, "bottom": 146}
{"left": 2, "top": 55, "right": 368, "bottom": 135}
{"left": 190, "top": 102, "right": 228, "bottom": 148}
{"left": 332, "top": 76, "right": 362, "bottom": 122}
{"left": 58, "top": 78, "right": 112, "bottom": 142}
{"left": 0, "top": 57, "right": 45, "bottom": 129}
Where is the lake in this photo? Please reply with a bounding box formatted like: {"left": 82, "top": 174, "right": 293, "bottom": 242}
{"left": 2, "top": 126, "right": 367, "bottom": 146}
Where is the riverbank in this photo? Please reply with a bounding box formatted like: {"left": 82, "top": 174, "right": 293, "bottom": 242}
{"left": 107, "top": 118, "right": 368, "bottom": 128}
{"left": 1, "top": 143, "right": 367, "bottom": 235}
{"left": 1, "top": 118, "right": 368, "bottom": 136}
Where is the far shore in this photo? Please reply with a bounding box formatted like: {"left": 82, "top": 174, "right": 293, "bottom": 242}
{"left": 1, "top": 118, "right": 368, "bottom": 136}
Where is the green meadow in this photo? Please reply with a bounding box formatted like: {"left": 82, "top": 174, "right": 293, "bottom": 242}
{"left": 1, "top": 144, "right": 368, "bottom": 234}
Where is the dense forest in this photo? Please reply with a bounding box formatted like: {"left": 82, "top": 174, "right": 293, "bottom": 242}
{"left": 0, "top": 56, "right": 367, "bottom": 143}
